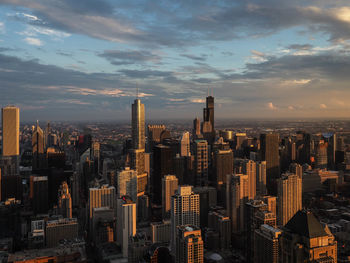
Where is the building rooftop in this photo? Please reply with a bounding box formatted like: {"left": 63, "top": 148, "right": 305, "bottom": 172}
{"left": 285, "top": 210, "right": 328, "bottom": 238}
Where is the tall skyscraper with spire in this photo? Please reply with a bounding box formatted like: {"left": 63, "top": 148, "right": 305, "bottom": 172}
{"left": 202, "top": 94, "right": 215, "bottom": 144}
{"left": 132, "top": 99, "right": 145, "bottom": 150}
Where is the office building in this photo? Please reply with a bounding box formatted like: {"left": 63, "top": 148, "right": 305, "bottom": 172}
{"left": 130, "top": 148, "right": 145, "bottom": 175}
{"left": 57, "top": 181, "right": 72, "bottom": 218}
{"left": 277, "top": 173, "right": 302, "bottom": 226}
{"left": 30, "top": 176, "right": 48, "bottom": 214}
{"left": 89, "top": 185, "right": 116, "bottom": 219}
{"left": 152, "top": 144, "right": 173, "bottom": 204}
{"left": 32, "top": 121, "right": 46, "bottom": 170}
{"left": 128, "top": 232, "right": 152, "bottom": 263}
{"left": 92, "top": 207, "right": 115, "bottom": 245}
{"left": 45, "top": 218, "right": 78, "bottom": 248}
{"left": 194, "top": 140, "right": 208, "bottom": 186}
{"left": 171, "top": 186, "right": 200, "bottom": 252}
{"left": 254, "top": 224, "right": 282, "bottom": 263}
{"left": 260, "top": 133, "right": 280, "bottom": 194}
{"left": 147, "top": 124, "right": 166, "bottom": 151}
{"left": 176, "top": 225, "right": 203, "bottom": 263}
{"left": 117, "top": 196, "right": 136, "bottom": 258}
{"left": 1, "top": 106, "right": 19, "bottom": 157}
{"left": 316, "top": 140, "right": 328, "bottom": 169}
{"left": 162, "top": 175, "right": 178, "bottom": 219}
{"left": 117, "top": 167, "right": 137, "bottom": 202}
{"left": 208, "top": 210, "right": 231, "bottom": 249}
{"left": 180, "top": 132, "right": 191, "bottom": 157}
{"left": 194, "top": 186, "right": 217, "bottom": 228}
{"left": 281, "top": 210, "right": 337, "bottom": 262}
{"left": 226, "top": 174, "right": 248, "bottom": 235}
{"left": 193, "top": 117, "right": 201, "bottom": 139}
{"left": 151, "top": 220, "right": 171, "bottom": 244}
{"left": 203, "top": 95, "right": 215, "bottom": 144}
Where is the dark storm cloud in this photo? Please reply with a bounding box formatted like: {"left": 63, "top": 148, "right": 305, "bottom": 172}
{"left": 99, "top": 50, "right": 161, "bottom": 66}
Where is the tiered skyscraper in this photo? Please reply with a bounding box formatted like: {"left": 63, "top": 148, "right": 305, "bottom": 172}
{"left": 202, "top": 96, "right": 215, "bottom": 143}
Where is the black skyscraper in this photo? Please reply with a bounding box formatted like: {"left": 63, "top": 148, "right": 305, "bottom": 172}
{"left": 152, "top": 145, "right": 173, "bottom": 204}
{"left": 260, "top": 133, "right": 280, "bottom": 195}
{"left": 203, "top": 96, "right": 215, "bottom": 143}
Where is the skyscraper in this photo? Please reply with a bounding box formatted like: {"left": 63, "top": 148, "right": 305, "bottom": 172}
{"left": 1, "top": 106, "right": 19, "bottom": 157}
{"left": 226, "top": 174, "right": 248, "bottom": 235}
{"left": 176, "top": 225, "right": 204, "bottom": 263}
{"left": 117, "top": 167, "right": 137, "bottom": 202}
{"left": 132, "top": 99, "right": 145, "bottom": 150}
{"left": 162, "top": 175, "right": 178, "bottom": 219}
{"left": 32, "top": 121, "right": 46, "bottom": 170}
{"left": 194, "top": 140, "right": 208, "bottom": 186}
{"left": 180, "top": 132, "right": 190, "bottom": 157}
{"left": 30, "top": 176, "right": 48, "bottom": 214}
{"left": 260, "top": 133, "right": 280, "bottom": 195}
{"left": 277, "top": 173, "right": 302, "bottom": 226}
{"left": 171, "top": 186, "right": 200, "bottom": 253}
{"left": 242, "top": 159, "right": 257, "bottom": 200}
{"left": 203, "top": 96, "right": 214, "bottom": 136}
{"left": 254, "top": 224, "right": 282, "bottom": 263}
{"left": 281, "top": 210, "right": 337, "bottom": 262}
{"left": 89, "top": 184, "right": 116, "bottom": 219}
{"left": 256, "top": 161, "right": 267, "bottom": 195}
{"left": 152, "top": 144, "right": 173, "bottom": 204}
{"left": 58, "top": 181, "right": 72, "bottom": 218}
{"left": 117, "top": 196, "right": 136, "bottom": 258}
{"left": 193, "top": 117, "right": 201, "bottom": 139}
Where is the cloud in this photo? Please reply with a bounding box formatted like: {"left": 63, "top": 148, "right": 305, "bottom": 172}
{"left": 287, "top": 44, "right": 313, "bottom": 50}
{"left": 24, "top": 37, "right": 43, "bottom": 46}
{"left": 181, "top": 54, "right": 207, "bottom": 61}
{"left": 288, "top": 106, "right": 295, "bottom": 110}
{"left": 0, "top": 22, "right": 5, "bottom": 34}
{"left": 267, "top": 102, "right": 277, "bottom": 110}
{"left": 191, "top": 99, "right": 205, "bottom": 103}
{"left": 99, "top": 50, "right": 161, "bottom": 65}
{"left": 320, "top": 103, "right": 327, "bottom": 109}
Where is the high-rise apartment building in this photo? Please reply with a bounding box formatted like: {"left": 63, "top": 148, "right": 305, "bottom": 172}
{"left": 180, "top": 132, "right": 191, "bottom": 157}
{"left": 256, "top": 161, "right": 267, "bottom": 195}
{"left": 254, "top": 224, "right": 282, "bottom": 263}
{"left": 162, "top": 175, "right": 178, "bottom": 219}
{"left": 117, "top": 196, "right": 136, "bottom": 258}
{"left": 117, "top": 167, "right": 137, "bottom": 202}
{"left": 242, "top": 159, "right": 257, "bottom": 200}
{"left": 194, "top": 140, "right": 208, "bottom": 186}
{"left": 58, "top": 181, "right": 72, "bottom": 218}
{"left": 277, "top": 173, "right": 302, "bottom": 226}
{"left": 260, "top": 133, "right": 280, "bottom": 195}
{"left": 176, "top": 225, "right": 203, "bottom": 263}
{"left": 171, "top": 186, "right": 200, "bottom": 253}
{"left": 1, "top": 106, "right": 19, "bottom": 157}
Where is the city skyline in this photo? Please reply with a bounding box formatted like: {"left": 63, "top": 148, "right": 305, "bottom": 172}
{"left": 1, "top": 1, "right": 350, "bottom": 120}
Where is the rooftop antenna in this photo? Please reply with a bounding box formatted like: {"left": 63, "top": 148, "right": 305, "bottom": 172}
{"left": 136, "top": 87, "right": 139, "bottom": 99}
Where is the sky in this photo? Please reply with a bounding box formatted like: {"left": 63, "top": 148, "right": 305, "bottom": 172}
{"left": 1, "top": 0, "right": 350, "bottom": 121}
